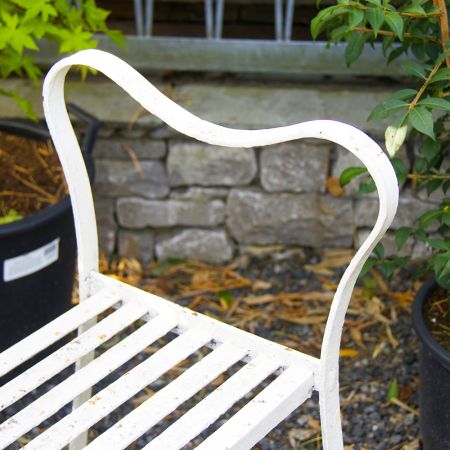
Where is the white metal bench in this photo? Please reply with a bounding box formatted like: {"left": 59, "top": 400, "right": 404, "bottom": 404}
{"left": 0, "top": 50, "right": 398, "bottom": 450}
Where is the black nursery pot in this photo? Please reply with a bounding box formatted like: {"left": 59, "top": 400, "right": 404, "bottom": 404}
{"left": 0, "top": 106, "right": 99, "bottom": 353}
{"left": 412, "top": 277, "right": 450, "bottom": 450}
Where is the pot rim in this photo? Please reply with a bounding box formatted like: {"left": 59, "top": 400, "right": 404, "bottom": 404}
{"left": 412, "top": 277, "right": 450, "bottom": 370}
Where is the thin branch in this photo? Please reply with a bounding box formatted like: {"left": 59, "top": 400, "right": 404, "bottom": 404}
{"left": 432, "top": 0, "right": 450, "bottom": 67}
{"left": 345, "top": 2, "right": 440, "bottom": 19}
{"left": 407, "top": 174, "right": 450, "bottom": 180}
{"left": 352, "top": 26, "right": 438, "bottom": 42}
{"left": 408, "top": 60, "right": 443, "bottom": 111}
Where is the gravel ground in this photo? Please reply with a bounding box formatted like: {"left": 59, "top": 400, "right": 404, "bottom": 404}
{"left": 1, "top": 249, "right": 421, "bottom": 449}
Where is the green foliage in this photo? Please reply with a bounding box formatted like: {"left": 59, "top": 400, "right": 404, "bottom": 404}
{"left": 387, "top": 377, "right": 399, "bottom": 402}
{"left": 339, "top": 166, "right": 368, "bottom": 186}
{"left": 0, "top": 0, "right": 125, "bottom": 118}
{"left": 312, "top": 0, "right": 449, "bottom": 290}
{"left": 0, "top": 209, "right": 22, "bottom": 224}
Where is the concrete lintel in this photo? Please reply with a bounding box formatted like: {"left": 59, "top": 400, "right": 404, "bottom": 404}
{"left": 35, "top": 37, "right": 403, "bottom": 77}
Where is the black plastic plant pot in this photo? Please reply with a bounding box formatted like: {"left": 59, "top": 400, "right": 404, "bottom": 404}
{"left": 412, "top": 277, "right": 450, "bottom": 450}
{"left": 0, "top": 105, "right": 100, "bottom": 353}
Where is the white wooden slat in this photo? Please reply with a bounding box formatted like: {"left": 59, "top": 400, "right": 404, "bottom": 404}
{"left": 0, "top": 289, "right": 120, "bottom": 378}
{"left": 144, "top": 355, "right": 280, "bottom": 450}
{"left": 0, "top": 300, "right": 148, "bottom": 412}
{"left": 196, "top": 366, "right": 314, "bottom": 450}
{"left": 85, "top": 342, "right": 247, "bottom": 450}
{"left": 25, "top": 327, "right": 212, "bottom": 450}
{"left": 0, "top": 313, "right": 176, "bottom": 450}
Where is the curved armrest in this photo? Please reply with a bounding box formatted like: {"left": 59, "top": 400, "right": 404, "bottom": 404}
{"left": 43, "top": 50, "right": 398, "bottom": 400}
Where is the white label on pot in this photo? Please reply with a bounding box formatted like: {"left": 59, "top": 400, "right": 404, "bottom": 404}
{"left": 3, "top": 238, "right": 60, "bottom": 282}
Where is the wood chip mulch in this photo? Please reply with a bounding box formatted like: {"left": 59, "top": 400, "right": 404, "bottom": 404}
{"left": 96, "top": 248, "right": 422, "bottom": 450}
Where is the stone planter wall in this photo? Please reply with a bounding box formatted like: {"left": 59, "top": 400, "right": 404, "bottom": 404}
{"left": 1, "top": 74, "right": 436, "bottom": 263}
{"left": 88, "top": 78, "right": 436, "bottom": 264}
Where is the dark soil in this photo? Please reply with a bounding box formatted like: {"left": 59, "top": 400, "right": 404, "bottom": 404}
{"left": 0, "top": 131, "right": 67, "bottom": 219}
{"left": 423, "top": 286, "right": 450, "bottom": 352}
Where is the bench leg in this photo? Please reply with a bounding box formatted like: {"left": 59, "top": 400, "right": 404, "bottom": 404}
{"left": 320, "top": 384, "right": 344, "bottom": 450}
{"left": 68, "top": 317, "right": 97, "bottom": 450}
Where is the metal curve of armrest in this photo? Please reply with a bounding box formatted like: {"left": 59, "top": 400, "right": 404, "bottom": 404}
{"left": 43, "top": 49, "right": 398, "bottom": 449}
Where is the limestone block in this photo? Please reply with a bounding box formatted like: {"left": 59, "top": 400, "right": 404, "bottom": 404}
{"left": 118, "top": 229, "right": 155, "bottom": 263}
{"left": 94, "top": 138, "right": 166, "bottom": 160}
{"left": 93, "top": 195, "right": 116, "bottom": 255}
{"left": 260, "top": 141, "right": 330, "bottom": 192}
{"left": 167, "top": 142, "right": 257, "bottom": 186}
{"left": 175, "top": 83, "right": 395, "bottom": 134}
{"left": 156, "top": 229, "right": 234, "bottom": 263}
{"left": 94, "top": 160, "right": 169, "bottom": 199}
{"left": 226, "top": 189, "right": 353, "bottom": 247}
{"left": 171, "top": 187, "right": 229, "bottom": 200}
{"left": 355, "top": 193, "right": 432, "bottom": 230}
{"left": 148, "top": 124, "right": 183, "bottom": 139}
{"left": 411, "top": 239, "right": 433, "bottom": 260}
{"left": 117, "top": 197, "right": 225, "bottom": 228}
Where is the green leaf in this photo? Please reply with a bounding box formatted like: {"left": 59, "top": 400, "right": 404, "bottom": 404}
{"left": 434, "top": 253, "right": 450, "bottom": 289}
{"left": 360, "top": 258, "right": 376, "bottom": 277}
{"left": 400, "top": 4, "right": 426, "bottom": 15}
{"left": 348, "top": 8, "right": 365, "bottom": 28}
{"left": 411, "top": 43, "right": 427, "bottom": 60}
{"left": 359, "top": 180, "right": 377, "bottom": 193}
{"left": 105, "top": 29, "right": 126, "bottom": 48}
{"left": 367, "top": 6, "right": 385, "bottom": 35}
{"left": 391, "top": 157, "right": 407, "bottom": 183}
{"left": 408, "top": 107, "right": 435, "bottom": 140}
{"left": 13, "top": 93, "right": 36, "bottom": 120}
{"left": 429, "top": 68, "right": 450, "bottom": 84}
{"left": 339, "top": 166, "right": 367, "bottom": 186}
{"left": 395, "top": 227, "right": 412, "bottom": 249}
{"left": 418, "top": 209, "right": 442, "bottom": 229}
{"left": 443, "top": 210, "right": 450, "bottom": 225}
{"left": 402, "top": 61, "right": 427, "bottom": 79}
{"left": 421, "top": 138, "right": 441, "bottom": 162}
{"left": 368, "top": 99, "right": 408, "bottom": 121}
{"left": 414, "top": 158, "right": 427, "bottom": 174}
{"left": 391, "top": 89, "right": 417, "bottom": 100}
{"left": 385, "top": 12, "right": 404, "bottom": 39}
{"left": 387, "top": 378, "right": 399, "bottom": 401}
{"left": 330, "top": 24, "right": 351, "bottom": 42}
{"left": 373, "top": 243, "right": 384, "bottom": 259}
{"left": 385, "top": 123, "right": 408, "bottom": 158}
{"left": 427, "top": 179, "right": 442, "bottom": 196}
{"left": 0, "top": 209, "right": 23, "bottom": 225}
{"left": 379, "top": 261, "right": 396, "bottom": 279}
{"left": 345, "top": 32, "right": 367, "bottom": 66}
{"left": 426, "top": 238, "right": 448, "bottom": 250}
{"left": 311, "top": 5, "right": 349, "bottom": 39}
{"left": 437, "top": 50, "right": 450, "bottom": 65}
{"left": 387, "top": 46, "right": 406, "bottom": 63}
{"left": 217, "top": 290, "right": 233, "bottom": 307}
{"left": 418, "top": 97, "right": 450, "bottom": 112}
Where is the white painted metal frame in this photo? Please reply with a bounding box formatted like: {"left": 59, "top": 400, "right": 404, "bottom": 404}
{"left": 0, "top": 49, "right": 398, "bottom": 450}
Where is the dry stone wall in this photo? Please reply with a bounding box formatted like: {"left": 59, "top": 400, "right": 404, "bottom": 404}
{"left": 91, "top": 78, "right": 438, "bottom": 263}
{"left": 0, "top": 74, "right": 433, "bottom": 263}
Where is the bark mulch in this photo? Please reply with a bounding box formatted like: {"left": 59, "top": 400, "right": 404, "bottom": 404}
{"left": 96, "top": 247, "right": 421, "bottom": 450}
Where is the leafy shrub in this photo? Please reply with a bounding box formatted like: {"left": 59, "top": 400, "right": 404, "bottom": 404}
{"left": 312, "top": 0, "right": 449, "bottom": 287}
{"left": 0, "top": 0, "right": 124, "bottom": 118}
